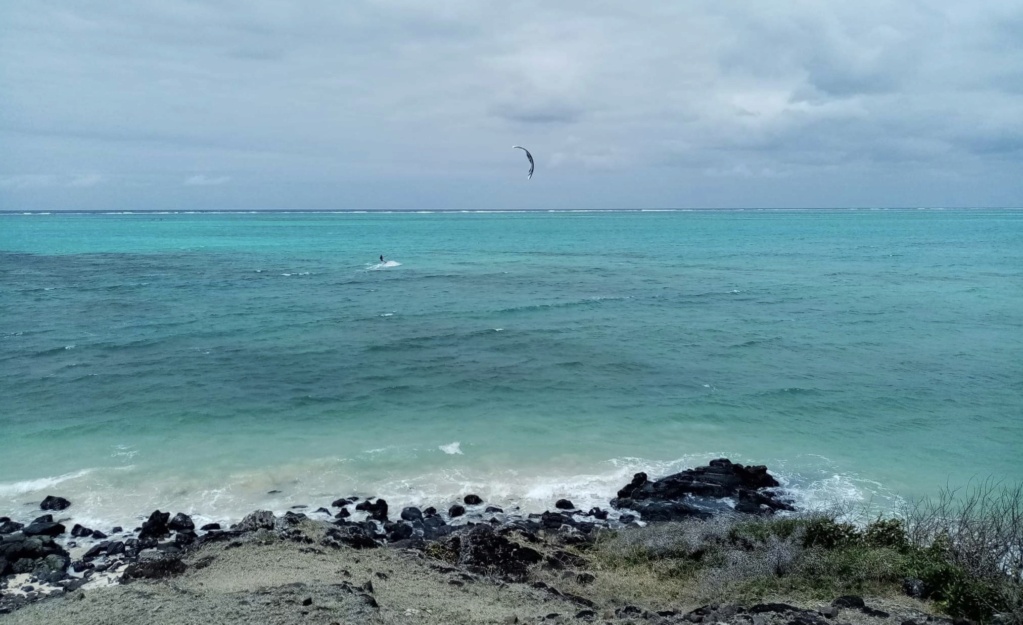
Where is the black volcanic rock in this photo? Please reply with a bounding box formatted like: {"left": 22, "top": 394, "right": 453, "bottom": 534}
{"left": 355, "top": 499, "right": 389, "bottom": 522}
{"left": 200, "top": 523, "right": 221, "bottom": 531}
{"left": 139, "top": 510, "right": 172, "bottom": 540}
{"left": 448, "top": 504, "right": 466, "bottom": 518}
{"left": 612, "top": 458, "right": 792, "bottom": 520}
{"left": 554, "top": 499, "right": 575, "bottom": 510}
{"left": 40, "top": 496, "right": 71, "bottom": 511}
{"left": 400, "top": 507, "right": 423, "bottom": 522}
{"left": 22, "top": 522, "right": 65, "bottom": 537}
{"left": 463, "top": 494, "right": 483, "bottom": 505}
{"left": 455, "top": 524, "right": 542, "bottom": 581}
{"left": 0, "top": 518, "right": 25, "bottom": 534}
{"left": 168, "top": 513, "right": 194, "bottom": 532}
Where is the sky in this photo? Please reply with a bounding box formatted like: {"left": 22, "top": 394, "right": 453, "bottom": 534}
{"left": 1, "top": 1, "right": 1021, "bottom": 210}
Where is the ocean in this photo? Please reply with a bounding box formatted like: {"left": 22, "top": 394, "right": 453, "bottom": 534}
{"left": 1, "top": 209, "right": 1021, "bottom": 529}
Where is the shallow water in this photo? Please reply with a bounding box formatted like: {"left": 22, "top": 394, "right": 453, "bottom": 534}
{"left": 1, "top": 209, "right": 1021, "bottom": 527}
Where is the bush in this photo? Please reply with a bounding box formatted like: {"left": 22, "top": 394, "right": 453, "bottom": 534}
{"left": 803, "top": 518, "right": 860, "bottom": 549}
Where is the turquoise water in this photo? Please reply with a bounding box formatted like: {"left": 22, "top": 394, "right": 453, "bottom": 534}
{"left": 1, "top": 210, "right": 1021, "bottom": 527}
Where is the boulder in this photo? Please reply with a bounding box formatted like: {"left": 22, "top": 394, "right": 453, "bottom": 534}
{"left": 139, "top": 510, "right": 171, "bottom": 540}
{"left": 31, "top": 514, "right": 53, "bottom": 524}
{"left": 0, "top": 518, "right": 25, "bottom": 534}
{"left": 384, "top": 522, "right": 413, "bottom": 542}
{"left": 463, "top": 494, "right": 483, "bottom": 505}
{"left": 22, "top": 522, "right": 65, "bottom": 537}
{"left": 70, "top": 524, "right": 94, "bottom": 538}
{"left": 355, "top": 499, "right": 389, "bottom": 522}
{"left": 167, "top": 513, "right": 194, "bottom": 532}
{"left": 200, "top": 523, "right": 221, "bottom": 531}
{"left": 234, "top": 510, "right": 275, "bottom": 532}
{"left": 455, "top": 524, "right": 542, "bottom": 582}
{"left": 40, "top": 496, "right": 71, "bottom": 511}
{"left": 612, "top": 459, "right": 793, "bottom": 519}
{"left": 448, "top": 504, "right": 466, "bottom": 518}
{"left": 554, "top": 499, "right": 575, "bottom": 510}
{"left": 122, "top": 557, "right": 187, "bottom": 580}
{"left": 400, "top": 507, "right": 423, "bottom": 522}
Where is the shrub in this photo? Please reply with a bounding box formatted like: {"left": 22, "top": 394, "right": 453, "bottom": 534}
{"left": 802, "top": 518, "right": 860, "bottom": 550}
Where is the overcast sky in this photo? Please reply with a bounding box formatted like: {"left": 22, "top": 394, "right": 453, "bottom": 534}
{"left": 1, "top": 1, "right": 1021, "bottom": 210}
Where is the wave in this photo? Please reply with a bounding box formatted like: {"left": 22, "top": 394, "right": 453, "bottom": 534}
{"left": 0, "top": 453, "right": 897, "bottom": 532}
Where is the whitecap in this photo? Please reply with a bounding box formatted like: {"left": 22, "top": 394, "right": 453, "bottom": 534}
{"left": 0, "top": 469, "right": 94, "bottom": 496}
{"left": 439, "top": 442, "right": 463, "bottom": 455}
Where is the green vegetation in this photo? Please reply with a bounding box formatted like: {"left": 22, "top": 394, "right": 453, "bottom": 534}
{"left": 587, "top": 483, "right": 1022, "bottom": 623}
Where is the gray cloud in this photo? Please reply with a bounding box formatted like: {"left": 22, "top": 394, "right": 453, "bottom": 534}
{"left": 0, "top": 0, "right": 1020, "bottom": 210}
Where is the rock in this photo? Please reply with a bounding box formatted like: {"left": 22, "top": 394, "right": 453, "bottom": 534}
{"left": 423, "top": 506, "right": 437, "bottom": 516}
{"left": 325, "top": 525, "right": 378, "bottom": 549}
{"left": 122, "top": 557, "right": 187, "bottom": 580}
{"left": 32, "top": 514, "right": 54, "bottom": 524}
{"left": 107, "top": 541, "right": 125, "bottom": 555}
{"left": 91, "top": 530, "right": 108, "bottom": 539}
{"left": 0, "top": 518, "right": 25, "bottom": 534}
{"left": 585, "top": 507, "right": 608, "bottom": 520}
{"left": 83, "top": 543, "right": 108, "bottom": 559}
{"left": 540, "top": 511, "right": 574, "bottom": 530}
{"left": 111, "top": 526, "right": 123, "bottom": 533}
{"left": 819, "top": 606, "right": 839, "bottom": 618}
{"left": 485, "top": 506, "right": 504, "bottom": 514}
{"left": 70, "top": 524, "right": 93, "bottom": 538}
{"left": 750, "top": 603, "right": 801, "bottom": 614}
{"left": 355, "top": 499, "right": 389, "bottom": 522}
{"left": 22, "top": 522, "right": 65, "bottom": 537}
{"left": 400, "top": 507, "right": 423, "bottom": 522}
{"left": 613, "top": 459, "right": 793, "bottom": 518}
{"left": 167, "top": 513, "right": 194, "bottom": 532}
{"left": 267, "top": 490, "right": 282, "bottom": 495}
{"left": 331, "top": 497, "right": 352, "bottom": 508}
{"left": 615, "top": 499, "right": 710, "bottom": 522}
{"left": 314, "top": 507, "right": 330, "bottom": 515}
{"left": 831, "top": 596, "right": 865, "bottom": 609}
{"left": 575, "top": 572, "right": 595, "bottom": 584}
{"left": 384, "top": 522, "right": 413, "bottom": 542}
{"left": 555, "top": 499, "right": 575, "bottom": 510}
{"left": 175, "top": 531, "right": 197, "bottom": 545}
{"left": 861, "top": 606, "right": 890, "bottom": 618}
{"left": 200, "top": 523, "right": 221, "bottom": 531}
{"left": 40, "top": 496, "right": 71, "bottom": 511}
{"left": 575, "top": 609, "right": 596, "bottom": 620}
{"left": 464, "top": 494, "right": 483, "bottom": 505}
{"left": 234, "top": 510, "right": 275, "bottom": 532}
{"left": 455, "top": 524, "right": 542, "bottom": 582}
{"left": 335, "top": 508, "right": 351, "bottom": 519}
{"left": 449, "top": 504, "right": 466, "bottom": 518}
{"left": 616, "top": 605, "right": 646, "bottom": 618}
{"left": 902, "top": 577, "right": 926, "bottom": 598}
{"left": 139, "top": 510, "right": 171, "bottom": 540}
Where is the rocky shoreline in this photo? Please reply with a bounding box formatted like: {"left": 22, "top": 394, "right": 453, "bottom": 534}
{"left": 0, "top": 460, "right": 958, "bottom": 624}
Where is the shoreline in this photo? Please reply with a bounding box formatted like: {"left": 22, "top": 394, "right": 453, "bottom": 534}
{"left": 3, "top": 459, "right": 1015, "bottom": 623}
{"left": 1, "top": 460, "right": 795, "bottom": 612}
